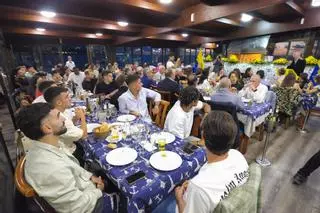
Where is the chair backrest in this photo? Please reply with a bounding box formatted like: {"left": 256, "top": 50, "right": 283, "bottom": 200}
{"left": 208, "top": 101, "right": 240, "bottom": 149}
{"left": 154, "top": 100, "right": 170, "bottom": 128}
{"left": 15, "top": 156, "right": 36, "bottom": 197}
{"left": 265, "top": 90, "right": 277, "bottom": 113}
{"left": 213, "top": 163, "right": 262, "bottom": 213}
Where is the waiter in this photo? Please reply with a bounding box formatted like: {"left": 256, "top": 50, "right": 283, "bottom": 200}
{"left": 287, "top": 50, "right": 306, "bottom": 76}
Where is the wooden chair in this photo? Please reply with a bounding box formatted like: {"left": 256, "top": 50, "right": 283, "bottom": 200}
{"left": 149, "top": 100, "right": 170, "bottom": 128}
{"left": 15, "top": 156, "right": 56, "bottom": 213}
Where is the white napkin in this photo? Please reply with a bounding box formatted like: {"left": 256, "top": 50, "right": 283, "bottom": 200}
{"left": 140, "top": 140, "right": 157, "bottom": 152}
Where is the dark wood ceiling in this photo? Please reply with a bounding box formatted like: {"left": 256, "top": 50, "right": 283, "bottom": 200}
{"left": 1, "top": 0, "right": 320, "bottom": 46}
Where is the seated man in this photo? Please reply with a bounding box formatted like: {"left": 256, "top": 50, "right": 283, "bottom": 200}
{"left": 238, "top": 74, "right": 268, "bottom": 103}
{"left": 154, "top": 65, "right": 166, "bottom": 82}
{"left": 44, "top": 87, "right": 87, "bottom": 165}
{"left": 141, "top": 68, "right": 156, "bottom": 89}
{"left": 211, "top": 78, "right": 245, "bottom": 110}
{"left": 118, "top": 74, "right": 161, "bottom": 121}
{"left": 16, "top": 103, "right": 118, "bottom": 213}
{"left": 154, "top": 111, "right": 249, "bottom": 213}
{"left": 164, "top": 87, "right": 210, "bottom": 139}
{"left": 157, "top": 68, "right": 180, "bottom": 94}
{"left": 32, "top": 80, "right": 57, "bottom": 104}
{"left": 95, "top": 71, "right": 118, "bottom": 97}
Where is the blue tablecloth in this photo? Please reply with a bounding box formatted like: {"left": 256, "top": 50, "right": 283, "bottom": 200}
{"left": 82, "top": 119, "right": 206, "bottom": 213}
{"left": 299, "top": 94, "right": 318, "bottom": 110}
{"left": 239, "top": 102, "right": 272, "bottom": 120}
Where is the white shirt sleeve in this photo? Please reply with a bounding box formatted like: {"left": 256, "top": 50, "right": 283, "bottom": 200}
{"left": 183, "top": 182, "right": 212, "bottom": 213}
{"left": 145, "top": 88, "right": 161, "bottom": 102}
{"left": 164, "top": 114, "right": 185, "bottom": 139}
{"left": 195, "top": 100, "right": 204, "bottom": 110}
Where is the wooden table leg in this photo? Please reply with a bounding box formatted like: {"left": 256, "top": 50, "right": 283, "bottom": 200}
{"left": 239, "top": 134, "right": 250, "bottom": 155}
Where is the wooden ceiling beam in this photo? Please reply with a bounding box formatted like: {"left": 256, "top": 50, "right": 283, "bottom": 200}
{"left": 67, "top": 0, "right": 179, "bottom": 15}
{"left": 116, "top": 0, "right": 287, "bottom": 45}
{"left": 188, "top": 7, "right": 320, "bottom": 45}
{"left": 285, "top": 1, "right": 305, "bottom": 16}
{"left": 2, "top": 27, "right": 112, "bottom": 39}
{"left": 0, "top": 6, "right": 140, "bottom": 33}
{"left": 146, "top": 34, "right": 188, "bottom": 42}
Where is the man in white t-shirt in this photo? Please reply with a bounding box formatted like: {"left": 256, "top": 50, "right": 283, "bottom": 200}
{"left": 164, "top": 86, "right": 210, "bottom": 138}
{"left": 32, "top": 80, "right": 57, "bottom": 104}
{"left": 44, "top": 86, "right": 87, "bottom": 166}
{"left": 67, "top": 68, "right": 85, "bottom": 90}
{"left": 154, "top": 111, "right": 249, "bottom": 213}
{"left": 65, "top": 55, "right": 76, "bottom": 70}
{"left": 166, "top": 54, "right": 175, "bottom": 69}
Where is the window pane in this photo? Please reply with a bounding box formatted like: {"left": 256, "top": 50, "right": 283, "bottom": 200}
{"left": 62, "top": 45, "right": 88, "bottom": 70}
{"left": 132, "top": 47, "right": 141, "bottom": 65}
{"left": 164, "top": 48, "right": 173, "bottom": 63}
{"left": 191, "top": 49, "right": 196, "bottom": 65}
{"left": 185, "top": 48, "right": 191, "bottom": 65}
{"left": 142, "top": 46, "right": 152, "bottom": 65}
{"left": 92, "top": 45, "right": 106, "bottom": 69}
{"left": 152, "top": 48, "right": 162, "bottom": 65}
{"left": 125, "top": 47, "right": 132, "bottom": 64}
{"left": 116, "top": 47, "right": 125, "bottom": 68}
{"left": 179, "top": 48, "right": 185, "bottom": 64}
{"left": 41, "top": 44, "right": 60, "bottom": 72}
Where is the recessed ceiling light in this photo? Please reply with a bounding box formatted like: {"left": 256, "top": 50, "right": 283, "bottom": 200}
{"left": 181, "top": 33, "right": 189, "bottom": 38}
{"left": 36, "top": 28, "right": 46, "bottom": 32}
{"left": 40, "top": 10, "right": 56, "bottom": 18}
{"left": 311, "top": 0, "right": 320, "bottom": 7}
{"left": 117, "top": 21, "right": 128, "bottom": 27}
{"left": 241, "top": 13, "right": 253, "bottom": 22}
{"left": 95, "top": 33, "right": 103, "bottom": 36}
{"left": 159, "top": 0, "right": 173, "bottom": 4}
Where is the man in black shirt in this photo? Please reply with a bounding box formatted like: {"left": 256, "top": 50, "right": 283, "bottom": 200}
{"left": 287, "top": 50, "right": 306, "bottom": 76}
{"left": 95, "top": 71, "right": 118, "bottom": 97}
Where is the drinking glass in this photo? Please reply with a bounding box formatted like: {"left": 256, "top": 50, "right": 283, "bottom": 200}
{"left": 158, "top": 138, "right": 166, "bottom": 156}
{"left": 97, "top": 111, "right": 106, "bottom": 123}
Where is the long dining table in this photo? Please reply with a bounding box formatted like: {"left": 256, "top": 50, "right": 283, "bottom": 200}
{"left": 80, "top": 113, "right": 207, "bottom": 213}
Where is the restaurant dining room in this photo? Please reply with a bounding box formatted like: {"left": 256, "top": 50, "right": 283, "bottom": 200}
{"left": 1, "top": 0, "right": 320, "bottom": 212}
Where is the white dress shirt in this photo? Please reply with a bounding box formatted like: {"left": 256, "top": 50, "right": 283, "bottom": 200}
{"left": 164, "top": 100, "right": 203, "bottom": 139}
{"left": 65, "top": 60, "right": 76, "bottom": 70}
{"left": 25, "top": 141, "right": 102, "bottom": 213}
{"left": 238, "top": 83, "right": 268, "bottom": 103}
{"left": 32, "top": 95, "right": 46, "bottom": 104}
{"left": 67, "top": 72, "right": 85, "bottom": 90}
{"left": 154, "top": 72, "right": 165, "bottom": 82}
{"left": 59, "top": 111, "right": 83, "bottom": 153}
{"left": 118, "top": 88, "right": 161, "bottom": 121}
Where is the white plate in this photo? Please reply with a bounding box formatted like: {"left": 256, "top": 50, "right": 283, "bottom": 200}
{"left": 150, "top": 132, "right": 176, "bottom": 144}
{"left": 86, "top": 123, "right": 101, "bottom": 133}
{"left": 149, "top": 151, "right": 182, "bottom": 171}
{"left": 117, "top": 114, "right": 136, "bottom": 122}
{"left": 106, "top": 147, "right": 137, "bottom": 166}
{"left": 106, "top": 134, "right": 123, "bottom": 143}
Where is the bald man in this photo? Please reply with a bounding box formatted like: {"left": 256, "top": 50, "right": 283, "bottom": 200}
{"left": 211, "top": 78, "right": 244, "bottom": 110}
{"left": 238, "top": 74, "right": 268, "bottom": 103}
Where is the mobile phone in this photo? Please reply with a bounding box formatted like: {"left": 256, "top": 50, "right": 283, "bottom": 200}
{"left": 182, "top": 147, "right": 194, "bottom": 155}
{"left": 182, "top": 142, "right": 199, "bottom": 151}
{"left": 126, "top": 171, "right": 146, "bottom": 185}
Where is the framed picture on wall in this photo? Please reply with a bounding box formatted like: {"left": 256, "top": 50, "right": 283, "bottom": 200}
{"left": 273, "top": 42, "right": 289, "bottom": 56}
{"left": 288, "top": 40, "right": 306, "bottom": 56}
